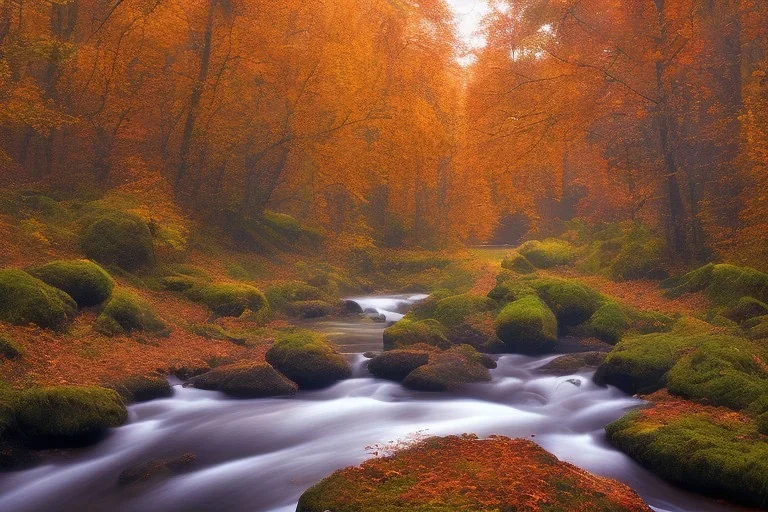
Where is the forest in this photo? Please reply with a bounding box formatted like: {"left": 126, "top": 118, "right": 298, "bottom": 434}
{"left": 0, "top": 0, "right": 767, "bottom": 511}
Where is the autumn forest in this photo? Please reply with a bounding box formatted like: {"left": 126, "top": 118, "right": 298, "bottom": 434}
{"left": 1, "top": 0, "right": 768, "bottom": 511}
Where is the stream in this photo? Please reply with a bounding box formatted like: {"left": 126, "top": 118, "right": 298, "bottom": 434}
{"left": 0, "top": 294, "right": 744, "bottom": 512}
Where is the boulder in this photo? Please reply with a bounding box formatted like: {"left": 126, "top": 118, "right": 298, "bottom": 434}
{"left": 80, "top": 211, "right": 155, "bottom": 271}
{"left": 94, "top": 289, "right": 169, "bottom": 337}
{"left": 265, "top": 331, "right": 351, "bottom": 389}
{"left": 494, "top": 296, "right": 557, "bottom": 354}
{"left": 0, "top": 269, "right": 76, "bottom": 330}
{"left": 189, "top": 362, "right": 298, "bottom": 398}
{"left": 28, "top": 260, "right": 114, "bottom": 307}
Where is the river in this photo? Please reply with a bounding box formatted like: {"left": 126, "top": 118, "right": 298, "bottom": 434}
{"left": 0, "top": 295, "right": 744, "bottom": 512}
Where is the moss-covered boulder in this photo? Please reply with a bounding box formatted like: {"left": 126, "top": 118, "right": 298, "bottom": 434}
{"left": 531, "top": 278, "right": 604, "bottom": 327}
{"left": 543, "top": 352, "right": 608, "bottom": 374}
{"left": 383, "top": 318, "right": 450, "bottom": 350}
{"left": 432, "top": 294, "right": 496, "bottom": 328}
{"left": 28, "top": 260, "right": 114, "bottom": 307}
{"left": 446, "top": 311, "right": 506, "bottom": 353}
{"left": 487, "top": 279, "right": 536, "bottom": 305}
{"left": 608, "top": 228, "right": 666, "bottom": 281}
{"left": 108, "top": 374, "right": 172, "bottom": 403}
{"left": 0, "top": 333, "right": 23, "bottom": 359}
{"left": 607, "top": 401, "right": 768, "bottom": 508}
{"left": 95, "top": 289, "right": 169, "bottom": 336}
{"left": 723, "top": 297, "right": 768, "bottom": 324}
{"left": 80, "top": 211, "right": 155, "bottom": 271}
{"left": 297, "top": 435, "right": 652, "bottom": 512}
{"left": 501, "top": 252, "right": 536, "bottom": 274}
{"left": 265, "top": 281, "right": 329, "bottom": 314}
{"left": 402, "top": 289, "right": 453, "bottom": 321}
{"left": 287, "top": 300, "right": 335, "bottom": 319}
{"left": 367, "top": 349, "right": 431, "bottom": 381}
{"left": 189, "top": 362, "right": 298, "bottom": 398}
{"left": 583, "top": 302, "right": 632, "bottom": 343}
{"left": 402, "top": 345, "right": 494, "bottom": 392}
{"left": 15, "top": 386, "right": 128, "bottom": 447}
{"left": 494, "top": 296, "right": 557, "bottom": 354}
{"left": 663, "top": 263, "right": 768, "bottom": 305}
{"left": 265, "top": 331, "right": 351, "bottom": 389}
{"left": 518, "top": 239, "right": 575, "bottom": 268}
{"left": 0, "top": 269, "right": 76, "bottom": 330}
{"left": 186, "top": 282, "right": 269, "bottom": 318}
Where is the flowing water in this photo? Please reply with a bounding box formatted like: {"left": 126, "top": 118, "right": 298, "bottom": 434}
{"left": 0, "top": 295, "right": 745, "bottom": 512}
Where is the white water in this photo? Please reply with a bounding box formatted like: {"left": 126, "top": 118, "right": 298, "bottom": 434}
{"left": 0, "top": 295, "right": 744, "bottom": 512}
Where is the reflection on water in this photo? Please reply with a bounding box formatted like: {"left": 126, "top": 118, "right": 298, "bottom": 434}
{"left": 0, "top": 296, "right": 744, "bottom": 512}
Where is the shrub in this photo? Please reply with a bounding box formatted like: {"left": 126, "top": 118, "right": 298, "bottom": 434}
{"left": 15, "top": 386, "right": 128, "bottom": 447}
{"left": 723, "top": 297, "right": 768, "bottom": 324}
{"left": 494, "top": 296, "right": 557, "bottom": 354}
{"left": 518, "top": 239, "right": 575, "bottom": 268}
{"left": 190, "top": 362, "right": 298, "bottom": 398}
{"left": 383, "top": 318, "right": 450, "bottom": 350}
{"left": 0, "top": 269, "right": 76, "bottom": 330}
{"left": 432, "top": 294, "right": 496, "bottom": 328}
{"left": 530, "top": 277, "right": 604, "bottom": 327}
{"left": 501, "top": 252, "right": 536, "bottom": 274}
{"left": 367, "top": 350, "right": 430, "bottom": 381}
{"left": 0, "top": 334, "right": 23, "bottom": 359}
{"left": 28, "top": 259, "right": 114, "bottom": 307}
{"left": 265, "top": 331, "right": 351, "bottom": 389}
{"left": 607, "top": 410, "right": 768, "bottom": 508}
{"left": 186, "top": 282, "right": 269, "bottom": 318}
{"left": 108, "top": 374, "right": 172, "bottom": 403}
{"left": 80, "top": 211, "right": 155, "bottom": 271}
{"left": 94, "top": 289, "right": 169, "bottom": 336}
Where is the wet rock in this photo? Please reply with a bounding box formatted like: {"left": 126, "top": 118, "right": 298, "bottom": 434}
{"left": 118, "top": 453, "right": 197, "bottom": 486}
{"left": 189, "top": 362, "right": 297, "bottom": 398}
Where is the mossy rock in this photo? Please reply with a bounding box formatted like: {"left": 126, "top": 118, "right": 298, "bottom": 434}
{"left": 432, "top": 294, "right": 496, "bottom": 328}
{"left": 383, "top": 318, "right": 450, "bottom": 351}
{"left": 403, "top": 289, "right": 453, "bottom": 321}
{"left": 15, "top": 386, "right": 128, "bottom": 448}
{"left": 297, "top": 435, "right": 652, "bottom": 512}
{"left": 161, "top": 275, "right": 201, "bottom": 292}
{"left": 265, "top": 281, "right": 329, "bottom": 312}
{"left": 287, "top": 300, "right": 335, "bottom": 319}
{"left": 494, "top": 296, "right": 557, "bottom": 354}
{"left": 265, "top": 331, "right": 351, "bottom": 389}
{"left": 723, "top": 297, "right": 768, "bottom": 324}
{"left": 189, "top": 362, "right": 298, "bottom": 398}
{"left": 744, "top": 315, "right": 768, "bottom": 340}
{"left": 80, "top": 211, "right": 155, "bottom": 271}
{"left": 607, "top": 408, "right": 768, "bottom": 508}
{"left": 583, "top": 302, "right": 632, "bottom": 344}
{"left": 367, "top": 350, "right": 431, "bottom": 381}
{"left": 28, "top": 259, "right": 114, "bottom": 307}
{"left": 403, "top": 346, "right": 492, "bottom": 392}
{"left": 501, "top": 252, "right": 536, "bottom": 274}
{"left": 446, "top": 312, "right": 506, "bottom": 354}
{"left": 487, "top": 279, "right": 536, "bottom": 305}
{"left": 0, "top": 269, "right": 76, "bottom": 330}
{"left": 542, "top": 352, "right": 608, "bottom": 374}
{"left": 0, "top": 334, "right": 23, "bottom": 359}
{"left": 94, "top": 289, "right": 169, "bottom": 337}
{"left": 530, "top": 278, "right": 604, "bottom": 327}
{"left": 108, "top": 374, "right": 172, "bottom": 403}
{"left": 664, "top": 263, "right": 768, "bottom": 305}
{"left": 518, "top": 239, "right": 575, "bottom": 268}
{"left": 607, "top": 228, "right": 666, "bottom": 281}
{"left": 186, "top": 282, "right": 269, "bottom": 318}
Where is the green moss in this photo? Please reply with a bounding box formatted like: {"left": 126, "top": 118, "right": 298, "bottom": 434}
{"left": 543, "top": 352, "right": 608, "bottom": 374}
{"left": 403, "top": 346, "right": 492, "bottom": 392}
{"left": 607, "top": 412, "right": 768, "bottom": 508}
{"left": 494, "top": 296, "right": 557, "bottom": 354}
{"left": 265, "top": 331, "right": 351, "bottom": 389}
{"left": 383, "top": 319, "right": 450, "bottom": 350}
{"left": 94, "top": 289, "right": 169, "bottom": 337}
{"left": 664, "top": 264, "right": 768, "bottom": 305}
{"left": 487, "top": 279, "right": 536, "bottom": 304}
{"left": 161, "top": 275, "right": 201, "bottom": 292}
{"left": 446, "top": 312, "right": 506, "bottom": 354}
{"left": 501, "top": 252, "right": 536, "bottom": 274}
{"left": 530, "top": 278, "right": 604, "bottom": 327}
{"left": 0, "top": 334, "right": 23, "bottom": 359}
{"left": 367, "top": 350, "right": 430, "bottom": 381}
{"left": 108, "top": 374, "right": 172, "bottom": 403}
{"left": 288, "top": 300, "right": 335, "bottom": 318}
{"left": 518, "top": 239, "right": 575, "bottom": 268}
{"left": 265, "top": 281, "right": 329, "bottom": 315}
{"left": 607, "top": 226, "right": 666, "bottom": 281}
{"left": 80, "top": 211, "right": 155, "bottom": 271}
{"left": 186, "top": 282, "right": 269, "bottom": 318}
{"left": 0, "top": 269, "right": 76, "bottom": 330}
{"left": 432, "top": 294, "right": 496, "bottom": 328}
{"left": 583, "top": 302, "right": 673, "bottom": 344}
{"left": 723, "top": 297, "right": 768, "bottom": 324}
{"left": 745, "top": 315, "right": 768, "bottom": 340}
{"left": 190, "top": 362, "right": 298, "bottom": 398}
{"left": 404, "top": 290, "right": 453, "bottom": 321}
{"left": 28, "top": 259, "right": 114, "bottom": 307}
{"left": 15, "top": 386, "right": 127, "bottom": 447}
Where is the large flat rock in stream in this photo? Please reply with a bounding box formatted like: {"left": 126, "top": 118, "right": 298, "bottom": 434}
{"left": 297, "top": 434, "right": 652, "bottom": 512}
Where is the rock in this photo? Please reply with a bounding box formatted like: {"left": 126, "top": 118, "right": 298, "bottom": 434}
{"left": 94, "top": 289, "right": 169, "bottom": 337}
{"left": 403, "top": 346, "right": 492, "bottom": 392}
{"left": 530, "top": 277, "right": 604, "bottom": 327}
{"left": 343, "top": 300, "right": 363, "bottom": 314}
{"left": 723, "top": 296, "right": 768, "bottom": 324}
{"left": 80, "top": 211, "right": 155, "bottom": 271}
{"left": 383, "top": 318, "right": 450, "bottom": 350}
{"left": 494, "top": 296, "right": 557, "bottom": 354}
{"left": 28, "top": 260, "right": 114, "bottom": 307}
{"left": 118, "top": 453, "right": 197, "bottom": 486}
{"left": 0, "top": 333, "right": 23, "bottom": 359}
{"left": 367, "top": 350, "right": 430, "bottom": 381}
{"left": 363, "top": 308, "right": 378, "bottom": 314}
{"left": 663, "top": 263, "right": 768, "bottom": 305}
{"left": 189, "top": 362, "right": 298, "bottom": 398}
{"left": 297, "top": 435, "right": 652, "bottom": 512}
{"left": 186, "top": 282, "right": 269, "bottom": 318}
{"left": 431, "top": 293, "right": 496, "bottom": 328}
{"left": 542, "top": 352, "right": 607, "bottom": 374}
{"left": 518, "top": 239, "right": 575, "bottom": 268}
{"left": 288, "top": 300, "right": 334, "bottom": 318}
{"left": 14, "top": 386, "right": 128, "bottom": 448}
{"left": 265, "top": 281, "right": 329, "bottom": 315}
{"left": 171, "top": 362, "right": 211, "bottom": 380}
{"left": 108, "top": 374, "right": 172, "bottom": 403}
{"left": 0, "top": 269, "right": 76, "bottom": 330}
{"left": 501, "top": 252, "right": 536, "bottom": 274}
{"left": 265, "top": 331, "right": 351, "bottom": 389}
